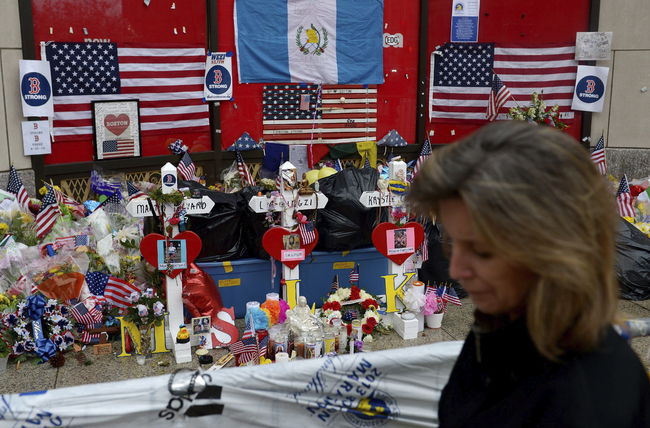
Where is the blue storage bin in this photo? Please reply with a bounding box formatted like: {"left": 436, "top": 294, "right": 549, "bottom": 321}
{"left": 198, "top": 258, "right": 279, "bottom": 318}
{"left": 198, "top": 247, "right": 389, "bottom": 318}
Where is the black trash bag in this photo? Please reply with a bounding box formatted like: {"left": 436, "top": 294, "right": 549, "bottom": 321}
{"left": 417, "top": 221, "right": 467, "bottom": 298}
{"left": 240, "top": 186, "right": 272, "bottom": 260}
{"left": 180, "top": 180, "right": 250, "bottom": 262}
{"left": 616, "top": 218, "right": 650, "bottom": 300}
{"left": 315, "top": 168, "right": 384, "bottom": 251}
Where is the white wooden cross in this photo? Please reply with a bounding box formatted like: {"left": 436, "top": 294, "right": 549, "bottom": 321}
{"left": 248, "top": 161, "right": 328, "bottom": 307}
{"left": 126, "top": 162, "right": 215, "bottom": 363}
{"left": 359, "top": 158, "right": 423, "bottom": 337}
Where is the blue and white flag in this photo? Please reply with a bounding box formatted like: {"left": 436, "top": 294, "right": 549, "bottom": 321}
{"left": 234, "top": 0, "right": 384, "bottom": 85}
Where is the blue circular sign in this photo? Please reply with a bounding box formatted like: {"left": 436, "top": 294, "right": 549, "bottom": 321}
{"left": 162, "top": 174, "right": 177, "bottom": 187}
{"left": 575, "top": 75, "right": 604, "bottom": 104}
{"left": 205, "top": 65, "right": 231, "bottom": 96}
{"left": 20, "top": 72, "right": 51, "bottom": 107}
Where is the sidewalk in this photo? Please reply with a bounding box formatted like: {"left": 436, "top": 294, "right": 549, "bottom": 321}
{"left": 0, "top": 298, "right": 648, "bottom": 395}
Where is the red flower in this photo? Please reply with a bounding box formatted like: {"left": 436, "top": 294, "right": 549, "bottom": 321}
{"left": 630, "top": 185, "right": 644, "bottom": 197}
{"left": 346, "top": 323, "right": 352, "bottom": 336}
{"left": 366, "top": 317, "right": 377, "bottom": 327}
{"left": 361, "top": 298, "right": 378, "bottom": 309}
{"left": 322, "top": 302, "right": 331, "bottom": 311}
{"left": 362, "top": 323, "right": 374, "bottom": 335}
{"left": 330, "top": 301, "right": 341, "bottom": 311}
{"left": 350, "top": 286, "right": 361, "bottom": 300}
{"left": 168, "top": 217, "right": 180, "bottom": 225}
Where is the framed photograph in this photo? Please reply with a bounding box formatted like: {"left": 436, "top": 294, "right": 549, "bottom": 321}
{"left": 92, "top": 99, "right": 141, "bottom": 160}
{"left": 191, "top": 316, "right": 211, "bottom": 335}
{"left": 387, "top": 227, "right": 415, "bottom": 255}
{"left": 156, "top": 239, "right": 188, "bottom": 270}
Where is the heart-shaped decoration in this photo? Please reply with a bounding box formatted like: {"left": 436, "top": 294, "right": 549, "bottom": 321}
{"left": 371, "top": 222, "right": 425, "bottom": 265}
{"left": 140, "top": 231, "right": 202, "bottom": 278}
{"left": 104, "top": 113, "right": 130, "bottom": 136}
{"left": 262, "top": 227, "right": 319, "bottom": 269}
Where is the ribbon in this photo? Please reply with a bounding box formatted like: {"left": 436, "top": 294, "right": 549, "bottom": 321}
{"left": 34, "top": 337, "right": 57, "bottom": 362}
{"left": 26, "top": 295, "right": 57, "bottom": 361}
{"left": 26, "top": 294, "right": 46, "bottom": 321}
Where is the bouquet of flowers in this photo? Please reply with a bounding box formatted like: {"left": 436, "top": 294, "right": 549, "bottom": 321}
{"left": 508, "top": 92, "right": 568, "bottom": 129}
{"left": 122, "top": 288, "right": 166, "bottom": 328}
{"left": 0, "top": 209, "right": 37, "bottom": 246}
{"left": 321, "top": 286, "right": 388, "bottom": 338}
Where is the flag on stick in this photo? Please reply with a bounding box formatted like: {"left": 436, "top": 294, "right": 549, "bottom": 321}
{"left": 35, "top": 186, "right": 61, "bottom": 239}
{"left": 591, "top": 134, "right": 607, "bottom": 175}
{"left": 104, "top": 276, "right": 140, "bottom": 309}
{"left": 349, "top": 264, "right": 359, "bottom": 285}
{"left": 486, "top": 74, "right": 513, "bottom": 121}
{"left": 236, "top": 151, "right": 255, "bottom": 186}
{"left": 330, "top": 275, "right": 340, "bottom": 294}
{"left": 413, "top": 138, "right": 432, "bottom": 178}
{"left": 616, "top": 175, "right": 636, "bottom": 218}
{"left": 298, "top": 221, "right": 316, "bottom": 245}
{"left": 6, "top": 166, "right": 30, "bottom": 210}
{"left": 177, "top": 151, "right": 198, "bottom": 182}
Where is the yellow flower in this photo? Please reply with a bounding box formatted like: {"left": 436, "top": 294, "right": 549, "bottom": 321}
{"left": 306, "top": 28, "right": 318, "bottom": 44}
{"left": 20, "top": 212, "right": 33, "bottom": 223}
{"left": 38, "top": 186, "right": 48, "bottom": 195}
{"left": 48, "top": 267, "right": 59, "bottom": 274}
{"left": 0, "top": 223, "right": 8, "bottom": 234}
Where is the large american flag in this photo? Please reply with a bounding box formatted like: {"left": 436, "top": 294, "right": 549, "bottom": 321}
{"left": 591, "top": 135, "right": 607, "bottom": 175}
{"left": 104, "top": 276, "right": 140, "bottom": 309}
{"left": 36, "top": 186, "right": 61, "bottom": 239}
{"left": 102, "top": 139, "right": 136, "bottom": 159}
{"left": 262, "top": 84, "right": 377, "bottom": 144}
{"left": 616, "top": 175, "right": 636, "bottom": 218}
{"left": 44, "top": 42, "right": 209, "bottom": 141}
{"left": 429, "top": 43, "right": 577, "bottom": 121}
{"left": 6, "top": 166, "right": 30, "bottom": 210}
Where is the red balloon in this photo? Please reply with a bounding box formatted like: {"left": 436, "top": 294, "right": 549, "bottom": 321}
{"left": 182, "top": 263, "right": 223, "bottom": 319}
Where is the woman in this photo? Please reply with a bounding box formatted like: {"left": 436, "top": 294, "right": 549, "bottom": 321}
{"left": 407, "top": 122, "right": 650, "bottom": 427}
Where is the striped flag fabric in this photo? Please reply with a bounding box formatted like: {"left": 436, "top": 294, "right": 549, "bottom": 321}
{"left": 429, "top": 43, "right": 577, "bottom": 121}
{"left": 102, "top": 139, "right": 136, "bottom": 159}
{"left": 298, "top": 221, "right": 316, "bottom": 245}
{"left": 486, "top": 74, "right": 513, "bottom": 121}
{"left": 104, "top": 276, "right": 140, "bottom": 309}
{"left": 127, "top": 181, "right": 146, "bottom": 200}
{"left": 54, "top": 234, "right": 89, "bottom": 250}
{"left": 257, "top": 335, "right": 269, "bottom": 358}
{"left": 413, "top": 138, "right": 432, "bottom": 177}
{"left": 70, "top": 302, "right": 103, "bottom": 344}
{"left": 262, "top": 84, "right": 377, "bottom": 145}
{"left": 241, "top": 312, "right": 255, "bottom": 340}
{"left": 330, "top": 274, "right": 340, "bottom": 294}
{"left": 49, "top": 185, "right": 85, "bottom": 217}
{"left": 419, "top": 232, "right": 429, "bottom": 263}
{"left": 6, "top": 166, "right": 30, "bottom": 210}
{"left": 35, "top": 186, "right": 61, "bottom": 239}
{"left": 177, "top": 151, "right": 198, "bottom": 182}
{"left": 616, "top": 175, "right": 636, "bottom": 218}
{"left": 441, "top": 286, "right": 462, "bottom": 306}
{"left": 44, "top": 42, "right": 209, "bottom": 141}
{"left": 229, "top": 336, "right": 259, "bottom": 364}
{"left": 591, "top": 135, "right": 607, "bottom": 175}
{"left": 236, "top": 151, "right": 255, "bottom": 186}
{"left": 349, "top": 263, "right": 359, "bottom": 285}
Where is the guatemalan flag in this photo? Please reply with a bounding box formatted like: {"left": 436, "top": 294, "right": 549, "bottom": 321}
{"left": 234, "top": 0, "right": 384, "bottom": 84}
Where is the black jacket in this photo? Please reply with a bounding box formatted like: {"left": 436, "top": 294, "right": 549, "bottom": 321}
{"left": 439, "top": 315, "right": 650, "bottom": 428}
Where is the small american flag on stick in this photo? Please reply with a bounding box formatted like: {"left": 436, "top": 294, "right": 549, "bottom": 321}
{"left": 591, "top": 135, "right": 607, "bottom": 175}
{"left": 6, "top": 166, "right": 30, "bottom": 210}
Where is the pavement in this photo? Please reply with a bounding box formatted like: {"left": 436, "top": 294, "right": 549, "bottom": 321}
{"left": 0, "top": 297, "right": 648, "bottom": 395}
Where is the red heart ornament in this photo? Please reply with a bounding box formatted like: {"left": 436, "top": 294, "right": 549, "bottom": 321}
{"left": 140, "top": 231, "right": 202, "bottom": 278}
{"left": 371, "top": 222, "right": 425, "bottom": 265}
{"left": 104, "top": 113, "right": 130, "bottom": 136}
{"left": 262, "top": 227, "right": 319, "bottom": 269}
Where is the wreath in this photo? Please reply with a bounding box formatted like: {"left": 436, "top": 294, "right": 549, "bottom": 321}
{"left": 1, "top": 294, "right": 74, "bottom": 361}
{"left": 321, "top": 286, "right": 386, "bottom": 337}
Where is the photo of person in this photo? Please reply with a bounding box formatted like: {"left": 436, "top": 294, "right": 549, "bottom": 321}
{"left": 387, "top": 228, "right": 415, "bottom": 255}
{"left": 166, "top": 240, "right": 183, "bottom": 264}
{"left": 394, "top": 228, "right": 407, "bottom": 249}
{"left": 283, "top": 234, "right": 301, "bottom": 250}
{"left": 157, "top": 239, "right": 188, "bottom": 270}
{"left": 191, "top": 316, "right": 210, "bottom": 335}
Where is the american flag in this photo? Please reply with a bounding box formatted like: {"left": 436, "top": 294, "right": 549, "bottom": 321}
{"left": 127, "top": 181, "right": 146, "bottom": 200}
{"left": 54, "top": 234, "right": 88, "bottom": 249}
{"left": 177, "top": 151, "right": 198, "bottom": 181}
{"left": 44, "top": 42, "right": 209, "bottom": 141}
{"left": 229, "top": 336, "right": 259, "bottom": 364}
{"left": 298, "top": 221, "right": 316, "bottom": 245}
{"left": 330, "top": 274, "right": 339, "bottom": 294}
{"left": 236, "top": 151, "right": 255, "bottom": 186}
{"left": 6, "top": 166, "right": 30, "bottom": 210}
{"left": 241, "top": 312, "right": 255, "bottom": 340}
{"left": 70, "top": 302, "right": 103, "bottom": 343}
{"left": 349, "top": 264, "right": 359, "bottom": 285}
{"left": 104, "top": 276, "right": 140, "bottom": 309}
{"left": 616, "top": 175, "right": 636, "bottom": 218}
{"left": 591, "top": 135, "right": 607, "bottom": 175}
{"left": 413, "top": 138, "right": 432, "bottom": 177}
{"left": 440, "top": 286, "right": 462, "bottom": 306}
{"left": 35, "top": 186, "right": 61, "bottom": 239}
{"left": 101, "top": 139, "right": 136, "bottom": 159}
{"left": 262, "top": 84, "right": 377, "bottom": 144}
{"left": 49, "top": 184, "right": 85, "bottom": 217}
{"left": 419, "top": 232, "right": 429, "bottom": 262}
{"left": 486, "top": 74, "right": 513, "bottom": 121}
{"left": 85, "top": 271, "right": 109, "bottom": 305}
{"left": 429, "top": 43, "right": 577, "bottom": 121}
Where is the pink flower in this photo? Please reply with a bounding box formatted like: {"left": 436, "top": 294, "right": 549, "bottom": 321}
{"left": 137, "top": 304, "right": 148, "bottom": 317}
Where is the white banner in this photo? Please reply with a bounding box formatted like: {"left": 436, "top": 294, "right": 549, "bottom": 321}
{"left": 571, "top": 65, "right": 609, "bottom": 113}
{"left": 204, "top": 52, "right": 233, "bottom": 101}
{"left": 0, "top": 341, "right": 462, "bottom": 427}
{"left": 19, "top": 60, "right": 54, "bottom": 117}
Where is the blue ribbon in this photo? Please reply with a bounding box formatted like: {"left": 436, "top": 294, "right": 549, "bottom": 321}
{"left": 26, "top": 294, "right": 46, "bottom": 321}
{"left": 26, "top": 295, "right": 57, "bottom": 362}
{"left": 34, "top": 338, "right": 57, "bottom": 362}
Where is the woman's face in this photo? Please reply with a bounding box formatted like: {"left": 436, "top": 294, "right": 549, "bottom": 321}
{"left": 439, "top": 198, "right": 535, "bottom": 319}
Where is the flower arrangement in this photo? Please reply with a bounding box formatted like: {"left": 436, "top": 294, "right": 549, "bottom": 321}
{"left": 0, "top": 210, "right": 37, "bottom": 246}
{"left": 1, "top": 294, "right": 74, "bottom": 362}
{"left": 422, "top": 291, "right": 445, "bottom": 316}
{"left": 122, "top": 288, "right": 166, "bottom": 328}
{"left": 508, "top": 92, "right": 568, "bottom": 130}
{"left": 321, "top": 286, "right": 387, "bottom": 338}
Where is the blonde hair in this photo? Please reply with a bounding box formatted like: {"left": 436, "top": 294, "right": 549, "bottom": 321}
{"left": 407, "top": 121, "right": 618, "bottom": 360}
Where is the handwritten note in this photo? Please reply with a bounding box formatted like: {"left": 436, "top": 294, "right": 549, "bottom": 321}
{"left": 575, "top": 32, "right": 613, "bottom": 61}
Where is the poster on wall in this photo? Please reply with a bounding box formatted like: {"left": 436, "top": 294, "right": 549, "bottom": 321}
{"left": 204, "top": 52, "right": 233, "bottom": 101}
{"left": 571, "top": 65, "right": 609, "bottom": 113}
{"left": 19, "top": 60, "right": 54, "bottom": 117}
{"left": 450, "top": 0, "right": 480, "bottom": 43}
{"left": 92, "top": 99, "right": 141, "bottom": 160}
{"left": 575, "top": 32, "right": 613, "bottom": 60}
{"left": 21, "top": 120, "right": 51, "bottom": 155}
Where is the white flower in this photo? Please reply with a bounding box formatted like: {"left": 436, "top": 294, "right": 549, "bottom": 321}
{"left": 403, "top": 287, "right": 426, "bottom": 313}
{"left": 115, "top": 225, "right": 139, "bottom": 243}
{"left": 129, "top": 291, "right": 141, "bottom": 303}
{"left": 336, "top": 288, "right": 351, "bottom": 300}
{"left": 326, "top": 311, "right": 342, "bottom": 322}
{"left": 143, "top": 288, "right": 154, "bottom": 298}
{"left": 328, "top": 295, "right": 341, "bottom": 303}
{"left": 137, "top": 304, "right": 148, "bottom": 317}
{"left": 153, "top": 301, "right": 165, "bottom": 316}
